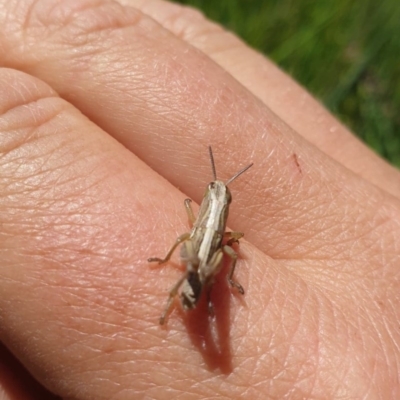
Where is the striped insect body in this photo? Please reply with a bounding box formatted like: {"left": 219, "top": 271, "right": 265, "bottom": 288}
{"left": 148, "top": 146, "right": 253, "bottom": 324}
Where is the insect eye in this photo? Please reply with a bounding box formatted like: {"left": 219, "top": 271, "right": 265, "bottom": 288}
{"left": 209, "top": 182, "right": 216, "bottom": 189}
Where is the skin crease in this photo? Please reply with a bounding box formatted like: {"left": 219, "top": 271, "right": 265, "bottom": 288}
{"left": 0, "top": 1, "right": 399, "bottom": 400}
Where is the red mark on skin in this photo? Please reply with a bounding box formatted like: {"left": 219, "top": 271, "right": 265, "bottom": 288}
{"left": 293, "top": 153, "right": 302, "bottom": 173}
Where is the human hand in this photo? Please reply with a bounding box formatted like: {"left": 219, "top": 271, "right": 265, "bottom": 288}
{"left": 0, "top": 0, "right": 399, "bottom": 399}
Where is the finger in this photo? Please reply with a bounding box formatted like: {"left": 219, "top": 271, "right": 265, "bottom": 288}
{"left": 119, "top": 0, "right": 400, "bottom": 199}
{"left": 0, "top": 0, "right": 399, "bottom": 271}
{"left": 0, "top": 69, "right": 397, "bottom": 399}
{"left": 0, "top": 67, "right": 185, "bottom": 398}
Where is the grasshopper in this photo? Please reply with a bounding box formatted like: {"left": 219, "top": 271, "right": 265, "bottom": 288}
{"left": 148, "top": 146, "right": 253, "bottom": 324}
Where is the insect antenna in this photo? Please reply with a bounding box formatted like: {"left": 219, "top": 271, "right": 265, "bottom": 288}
{"left": 225, "top": 162, "right": 253, "bottom": 186}
{"left": 208, "top": 146, "right": 218, "bottom": 181}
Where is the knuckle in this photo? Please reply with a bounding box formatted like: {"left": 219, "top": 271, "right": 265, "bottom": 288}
{"left": 45, "top": 0, "right": 142, "bottom": 45}
{"left": 0, "top": 70, "right": 117, "bottom": 263}
{"left": 152, "top": 3, "right": 207, "bottom": 38}
{"left": 140, "top": 1, "right": 229, "bottom": 45}
{"left": 0, "top": 69, "right": 79, "bottom": 194}
{"left": 0, "top": 68, "right": 63, "bottom": 155}
{"left": 5, "top": 0, "right": 147, "bottom": 66}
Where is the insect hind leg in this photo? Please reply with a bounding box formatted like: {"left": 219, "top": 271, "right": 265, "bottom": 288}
{"left": 159, "top": 273, "right": 188, "bottom": 325}
{"left": 223, "top": 245, "right": 244, "bottom": 295}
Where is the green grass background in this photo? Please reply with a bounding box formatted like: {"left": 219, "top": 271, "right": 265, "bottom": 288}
{"left": 174, "top": 0, "right": 400, "bottom": 168}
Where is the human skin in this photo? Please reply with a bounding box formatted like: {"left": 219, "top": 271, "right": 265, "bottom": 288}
{"left": 0, "top": 0, "right": 399, "bottom": 399}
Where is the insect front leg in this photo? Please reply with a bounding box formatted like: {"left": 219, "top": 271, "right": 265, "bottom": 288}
{"left": 224, "top": 231, "right": 244, "bottom": 246}
{"left": 184, "top": 199, "right": 196, "bottom": 226}
{"left": 147, "top": 232, "right": 190, "bottom": 264}
{"left": 223, "top": 245, "right": 245, "bottom": 295}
